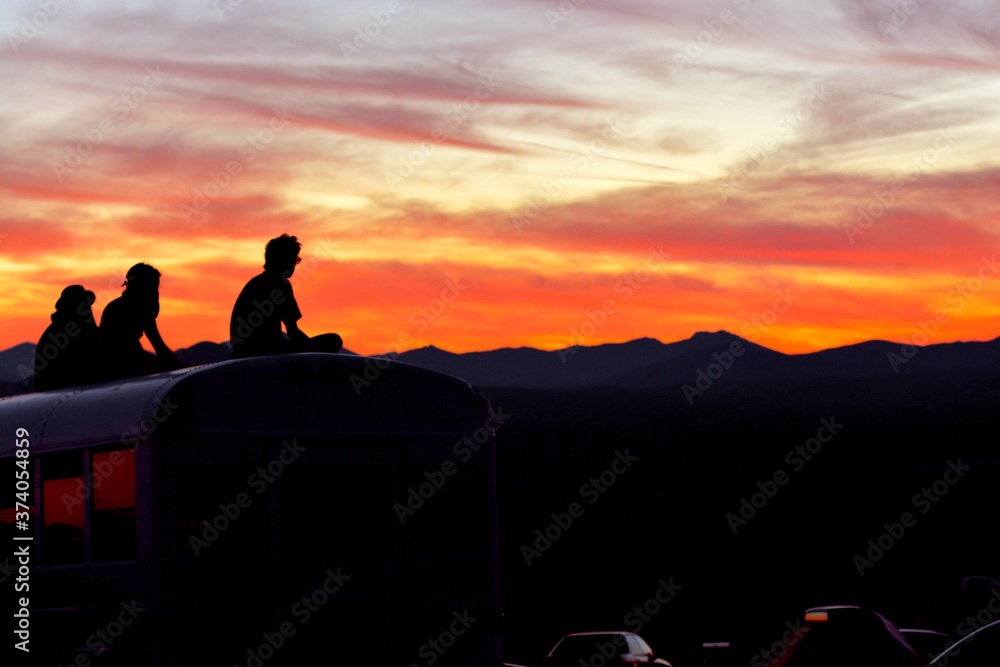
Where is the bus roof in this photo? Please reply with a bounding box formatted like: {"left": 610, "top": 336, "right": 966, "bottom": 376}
{"left": 0, "top": 354, "right": 495, "bottom": 454}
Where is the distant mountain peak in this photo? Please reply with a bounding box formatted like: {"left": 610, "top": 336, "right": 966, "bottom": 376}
{"left": 690, "top": 330, "right": 738, "bottom": 340}
{"left": 632, "top": 336, "right": 664, "bottom": 344}
{"left": 396, "top": 344, "right": 456, "bottom": 358}
{"left": 555, "top": 337, "right": 665, "bottom": 353}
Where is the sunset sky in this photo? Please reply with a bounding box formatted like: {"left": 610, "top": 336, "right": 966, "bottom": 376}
{"left": 2, "top": 0, "right": 998, "bottom": 356}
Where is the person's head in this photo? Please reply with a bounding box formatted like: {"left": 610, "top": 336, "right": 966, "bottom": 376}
{"left": 54, "top": 285, "right": 96, "bottom": 324}
{"left": 123, "top": 263, "right": 161, "bottom": 307}
{"left": 264, "top": 234, "right": 302, "bottom": 276}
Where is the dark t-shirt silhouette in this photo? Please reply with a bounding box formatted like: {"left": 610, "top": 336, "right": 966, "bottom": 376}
{"left": 101, "top": 293, "right": 179, "bottom": 379}
{"left": 230, "top": 271, "right": 302, "bottom": 358}
{"left": 101, "top": 295, "right": 149, "bottom": 359}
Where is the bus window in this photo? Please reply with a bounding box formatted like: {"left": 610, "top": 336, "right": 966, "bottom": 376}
{"left": 91, "top": 449, "right": 137, "bottom": 561}
{"left": 409, "top": 472, "right": 488, "bottom": 556}
{"left": 42, "top": 452, "right": 85, "bottom": 565}
{"left": 280, "top": 465, "right": 391, "bottom": 556}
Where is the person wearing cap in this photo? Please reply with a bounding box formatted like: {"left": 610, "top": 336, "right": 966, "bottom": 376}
{"left": 229, "top": 234, "right": 343, "bottom": 358}
{"left": 33, "top": 285, "right": 102, "bottom": 391}
{"left": 100, "top": 263, "right": 183, "bottom": 380}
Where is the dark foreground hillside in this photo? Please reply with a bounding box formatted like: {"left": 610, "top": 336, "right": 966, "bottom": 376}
{"left": 489, "top": 370, "right": 1000, "bottom": 666}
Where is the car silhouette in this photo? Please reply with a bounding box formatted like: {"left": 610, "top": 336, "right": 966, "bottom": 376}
{"left": 778, "top": 605, "right": 920, "bottom": 667}
{"left": 929, "top": 619, "right": 1000, "bottom": 666}
{"left": 538, "top": 631, "right": 672, "bottom": 666}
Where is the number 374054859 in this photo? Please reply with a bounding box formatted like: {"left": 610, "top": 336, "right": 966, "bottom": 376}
{"left": 14, "top": 428, "right": 31, "bottom": 517}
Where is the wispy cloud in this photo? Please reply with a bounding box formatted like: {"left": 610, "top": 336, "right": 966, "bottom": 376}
{"left": 1, "top": 0, "right": 998, "bottom": 353}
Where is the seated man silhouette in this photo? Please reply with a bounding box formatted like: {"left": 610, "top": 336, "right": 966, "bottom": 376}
{"left": 34, "top": 285, "right": 102, "bottom": 391}
{"left": 100, "top": 263, "right": 183, "bottom": 380}
{"left": 230, "top": 234, "right": 343, "bottom": 358}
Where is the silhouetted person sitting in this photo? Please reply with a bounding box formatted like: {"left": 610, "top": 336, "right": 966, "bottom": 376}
{"left": 34, "top": 285, "right": 102, "bottom": 391}
{"left": 100, "top": 263, "right": 182, "bottom": 380}
{"left": 230, "top": 234, "right": 343, "bottom": 358}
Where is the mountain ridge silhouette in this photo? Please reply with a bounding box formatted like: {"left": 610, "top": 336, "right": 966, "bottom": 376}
{"left": 3, "top": 331, "right": 998, "bottom": 395}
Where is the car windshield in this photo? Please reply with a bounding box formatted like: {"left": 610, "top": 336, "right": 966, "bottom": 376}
{"left": 552, "top": 635, "right": 624, "bottom": 658}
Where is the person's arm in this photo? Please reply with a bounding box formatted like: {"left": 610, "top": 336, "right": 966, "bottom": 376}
{"left": 284, "top": 319, "right": 309, "bottom": 342}
{"left": 142, "top": 312, "right": 182, "bottom": 368}
{"left": 281, "top": 283, "right": 308, "bottom": 342}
